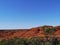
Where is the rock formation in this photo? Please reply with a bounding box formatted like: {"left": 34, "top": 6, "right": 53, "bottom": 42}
{"left": 0, "top": 26, "right": 60, "bottom": 40}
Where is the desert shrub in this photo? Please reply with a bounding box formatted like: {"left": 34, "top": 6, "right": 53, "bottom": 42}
{"left": 42, "top": 26, "right": 56, "bottom": 35}
{"left": 0, "top": 39, "right": 7, "bottom": 45}
{"left": 42, "top": 26, "right": 56, "bottom": 42}
{"left": 7, "top": 39, "right": 14, "bottom": 45}
{"left": 27, "top": 37, "right": 44, "bottom": 45}
{"left": 0, "top": 37, "right": 60, "bottom": 45}
{"left": 50, "top": 37, "right": 59, "bottom": 45}
{"left": 13, "top": 37, "right": 26, "bottom": 45}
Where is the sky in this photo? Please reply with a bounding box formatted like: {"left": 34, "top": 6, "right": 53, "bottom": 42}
{"left": 0, "top": 0, "right": 60, "bottom": 29}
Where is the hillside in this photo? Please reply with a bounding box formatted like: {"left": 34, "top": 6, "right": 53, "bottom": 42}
{"left": 0, "top": 26, "right": 60, "bottom": 40}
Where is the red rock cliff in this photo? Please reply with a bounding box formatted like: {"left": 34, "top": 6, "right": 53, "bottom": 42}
{"left": 0, "top": 26, "right": 60, "bottom": 40}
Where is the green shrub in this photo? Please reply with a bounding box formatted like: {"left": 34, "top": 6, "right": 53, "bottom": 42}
{"left": 0, "top": 37, "right": 60, "bottom": 45}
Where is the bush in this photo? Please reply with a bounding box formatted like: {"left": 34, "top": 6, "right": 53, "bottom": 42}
{"left": 0, "top": 37, "right": 60, "bottom": 45}
{"left": 42, "top": 26, "right": 56, "bottom": 35}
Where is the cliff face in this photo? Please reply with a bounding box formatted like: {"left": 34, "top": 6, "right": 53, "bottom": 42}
{"left": 0, "top": 26, "right": 60, "bottom": 40}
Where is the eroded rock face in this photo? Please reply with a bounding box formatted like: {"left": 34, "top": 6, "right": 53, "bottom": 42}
{"left": 0, "top": 26, "right": 60, "bottom": 40}
{"left": 55, "top": 26, "right": 60, "bottom": 30}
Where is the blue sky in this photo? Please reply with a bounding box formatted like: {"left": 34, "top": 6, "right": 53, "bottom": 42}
{"left": 0, "top": 0, "right": 60, "bottom": 29}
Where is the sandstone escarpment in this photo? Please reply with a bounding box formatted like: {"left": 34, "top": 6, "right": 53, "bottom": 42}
{"left": 0, "top": 26, "right": 60, "bottom": 40}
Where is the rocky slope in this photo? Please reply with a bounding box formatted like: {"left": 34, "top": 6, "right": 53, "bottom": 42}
{"left": 0, "top": 26, "right": 60, "bottom": 40}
